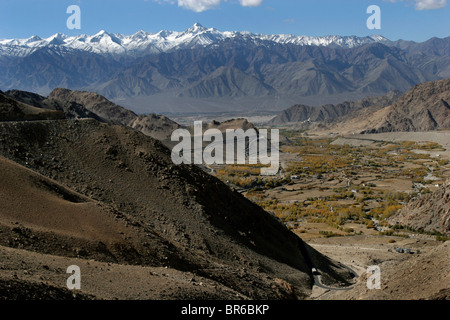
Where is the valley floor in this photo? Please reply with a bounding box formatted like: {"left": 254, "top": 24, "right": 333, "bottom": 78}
{"left": 211, "top": 130, "right": 450, "bottom": 300}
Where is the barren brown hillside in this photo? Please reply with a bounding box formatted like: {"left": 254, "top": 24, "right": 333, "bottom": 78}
{"left": 0, "top": 116, "right": 354, "bottom": 299}
{"left": 0, "top": 91, "right": 65, "bottom": 122}
{"left": 311, "top": 78, "right": 450, "bottom": 135}
{"left": 389, "top": 179, "right": 450, "bottom": 235}
{"left": 363, "top": 78, "right": 450, "bottom": 133}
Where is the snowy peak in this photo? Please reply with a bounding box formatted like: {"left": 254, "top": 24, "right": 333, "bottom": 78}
{"left": 26, "top": 35, "right": 43, "bottom": 44}
{"left": 186, "top": 22, "right": 207, "bottom": 33}
{"left": 46, "top": 33, "right": 67, "bottom": 45}
{"left": 0, "top": 24, "right": 391, "bottom": 58}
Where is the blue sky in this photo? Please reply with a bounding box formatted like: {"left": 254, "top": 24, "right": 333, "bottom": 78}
{"left": 0, "top": 0, "right": 448, "bottom": 42}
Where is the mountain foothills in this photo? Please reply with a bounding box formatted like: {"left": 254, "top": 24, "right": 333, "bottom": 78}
{"left": 0, "top": 91, "right": 65, "bottom": 122}
{"left": 0, "top": 24, "right": 449, "bottom": 113}
{"left": 0, "top": 89, "right": 356, "bottom": 299}
{"left": 267, "top": 90, "right": 402, "bottom": 125}
{"left": 271, "top": 78, "right": 450, "bottom": 134}
{"left": 361, "top": 78, "right": 450, "bottom": 133}
{"left": 4, "top": 89, "right": 181, "bottom": 141}
{"left": 389, "top": 179, "right": 450, "bottom": 236}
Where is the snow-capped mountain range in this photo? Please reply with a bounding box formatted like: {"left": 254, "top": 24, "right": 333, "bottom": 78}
{"left": 0, "top": 23, "right": 390, "bottom": 58}
{"left": 0, "top": 23, "right": 447, "bottom": 114}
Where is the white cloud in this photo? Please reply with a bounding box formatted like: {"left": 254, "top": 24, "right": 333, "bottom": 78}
{"left": 383, "top": 0, "right": 447, "bottom": 10}
{"left": 239, "top": 0, "right": 263, "bottom": 7}
{"left": 414, "top": 0, "right": 446, "bottom": 10}
{"left": 154, "top": 0, "right": 264, "bottom": 12}
{"left": 178, "top": 0, "right": 220, "bottom": 12}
